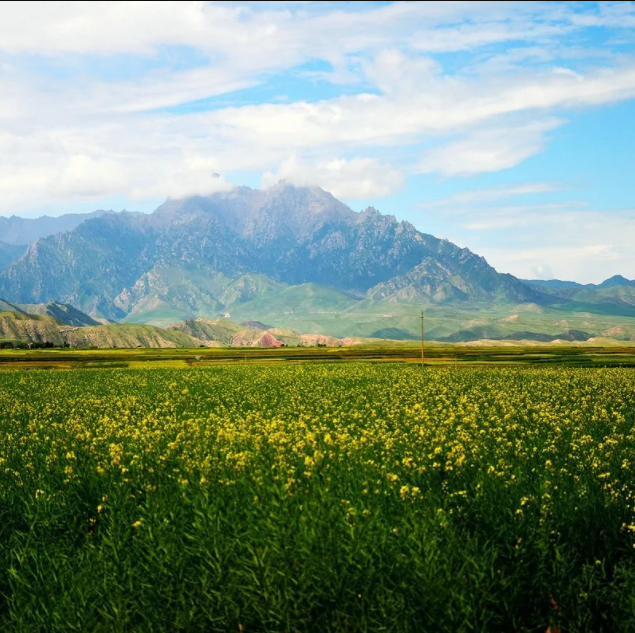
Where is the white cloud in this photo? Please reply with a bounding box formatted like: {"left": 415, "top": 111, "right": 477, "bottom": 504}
{"left": 0, "top": 1, "right": 634, "bottom": 214}
{"left": 261, "top": 156, "right": 404, "bottom": 198}
{"left": 529, "top": 264, "right": 554, "bottom": 280}
{"left": 133, "top": 157, "right": 234, "bottom": 200}
{"left": 362, "top": 50, "right": 441, "bottom": 96}
{"left": 0, "top": 1, "right": 576, "bottom": 58}
{"left": 418, "top": 119, "right": 563, "bottom": 176}
{"left": 570, "top": 1, "right": 635, "bottom": 28}
{"left": 482, "top": 238, "right": 634, "bottom": 284}
{"left": 57, "top": 154, "right": 128, "bottom": 198}
{"left": 424, "top": 182, "right": 559, "bottom": 208}
{"left": 0, "top": 2, "right": 219, "bottom": 55}
{"left": 417, "top": 203, "right": 635, "bottom": 284}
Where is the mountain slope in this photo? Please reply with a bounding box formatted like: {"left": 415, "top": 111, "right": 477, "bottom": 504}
{"left": 523, "top": 280, "right": 635, "bottom": 317}
{"left": 523, "top": 279, "right": 584, "bottom": 290}
{"left": 0, "top": 213, "right": 155, "bottom": 319}
{"left": 0, "top": 210, "right": 113, "bottom": 246}
{"left": 62, "top": 324, "right": 200, "bottom": 349}
{"left": 0, "top": 183, "right": 549, "bottom": 326}
{"left": 366, "top": 256, "right": 541, "bottom": 304}
{"left": 0, "top": 311, "right": 66, "bottom": 345}
{"left": 117, "top": 266, "right": 285, "bottom": 325}
{"left": 0, "top": 297, "right": 100, "bottom": 326}
{"left": 0, "top": 311, "right": 204, "bottom": 348}
{"left": 597, "top": 275, "right": 635, "bottom": 289}
{"left": 0, "top": 311, "right": 361, "bottom": 349}
{"left": 0, "top": 242, "right": 26, "bottom": 270}
{"left": 166, "top": 318, "right": 244, "bottom": 346}
{"left": 16, "top": 301, "right": 100, "bottom": 327}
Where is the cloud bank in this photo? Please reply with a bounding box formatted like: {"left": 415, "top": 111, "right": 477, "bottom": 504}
{"left": 1, "top": 1, "right": 635, "bottom": 283}
{"left": 0, "top": 1, "right": 634, "bottom": 213}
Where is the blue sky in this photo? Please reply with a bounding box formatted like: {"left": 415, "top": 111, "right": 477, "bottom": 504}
{"left": 0, "top": 1, "right": 634, "bottom": 282}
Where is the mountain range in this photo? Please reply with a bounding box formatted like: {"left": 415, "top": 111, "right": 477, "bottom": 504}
{"left": 0, "top": 242, "right": 26, "bottom": 270}
{"left": 0, "top": 210, "right": 111, "bottom": 247}
{"left": 525, "top": 275, "right": 635, "bottom": 291}
{"left": 1, "top": 182, "right": 635, "bottom": 344}
{"left": 0, "top": 305, "right": 363, "bottom": 350}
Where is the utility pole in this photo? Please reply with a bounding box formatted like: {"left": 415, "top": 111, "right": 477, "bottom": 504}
{"left": 420, "top": 309, "right": 425, "bottom": 369}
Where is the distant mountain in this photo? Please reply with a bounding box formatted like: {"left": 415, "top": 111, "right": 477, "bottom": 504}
{"left": 166, "top": 317, "right": 361, "bottom": 348}
{"left": 0, "top": 310, "right": 362, "bottom": 349}
{"left": 240, "top": 321, "right": 273, "bottom": 330}
{"left": 557, "top": 286, "right": 635, "bottom": 315}
{"left": 525, "top": 275, "right": 635, "bottom": 291}
{"left": 16, "top": 301, "right": 100, "bottom": 327}
{"left": 597, "top": 275, "right": 635, "bottom": 289}
{"left": 0, "top": 242, "right": 26, "bottom": 270}
{"left": 0, "top": 298, "right": 98, "bottom": 326}
{"left": 0, "top": 183, "right": 547, "bottom": 324}
{"left": 4, "top": 183, "right": 635, "bottom": 344}
{"left": 523, "top": 276, "right": 635, "bottom": 317}
{"left": 0, "top": 210, "right": 114, "bottom": 246}
{"left": 524, "top": 279, "right": 584, "bottom": 290}
{"left": 0, "top": 212, "right": 156, "bottom": 318}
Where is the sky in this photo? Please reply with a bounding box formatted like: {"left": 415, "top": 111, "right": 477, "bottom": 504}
{"left": 0, "top": 1, "right": 634, "bottom": 283}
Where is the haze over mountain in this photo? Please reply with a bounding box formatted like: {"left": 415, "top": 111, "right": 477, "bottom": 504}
{"left": 0, "top": 242, "right": 26, "bottom": 270}
{"left": 2, "top": 183, "right": 635, "bottom": 343}
{"left": 525, "top": 275, "right": 635, "bottom": 291}
{"left": 0, "top": 211, "right": 111, "bottom": 246}
{"left": 2, "top": 1, "right": 635, "bottom": 287}
{"left": 0, "top": 182, "right": 542, "bottom": 315}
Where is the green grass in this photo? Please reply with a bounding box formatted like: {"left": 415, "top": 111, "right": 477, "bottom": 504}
{"left": 3, "top": 344, "right": 635, "bottom": 370}
{"left": 2, "top": 364, "right": 635, "bottom": 631}
{"left": 218, "top": 297, "right": 635, "bottom": 343}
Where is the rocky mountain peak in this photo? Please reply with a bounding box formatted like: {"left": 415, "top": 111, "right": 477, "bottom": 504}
{"left": 598, "top": 275, "right": 635, "bottom": 289}
{"left": 0, "top": 184, "right": 550, "bottom": 322}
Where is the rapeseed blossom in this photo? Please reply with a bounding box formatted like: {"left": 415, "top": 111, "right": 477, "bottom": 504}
{"left": 2, "top": 364, "right": 635, "bottom": 631}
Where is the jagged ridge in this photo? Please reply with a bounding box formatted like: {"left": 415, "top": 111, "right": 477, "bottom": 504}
{"left": 0, "top": 183, "right": 547, "bottom": 323}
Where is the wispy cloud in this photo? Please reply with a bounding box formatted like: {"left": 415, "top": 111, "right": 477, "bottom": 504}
{"left": 423, "top": 183, "right": 560, "bottom": 208}
{"left": 261, "top": 155, "right": 404, "bottom": 198}
{"left": 0, "top": 0, "right": 634, "bottom": 214}
{"left": 415, "top": 200, "right": 635, "bottom": 283}
{"left": 418, "top": 119, "right": 563, "bottom": 176}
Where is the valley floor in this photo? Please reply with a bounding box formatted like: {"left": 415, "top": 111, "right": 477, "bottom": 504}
{"left": 2, "top": 342, "right": 635, "bottom": 370}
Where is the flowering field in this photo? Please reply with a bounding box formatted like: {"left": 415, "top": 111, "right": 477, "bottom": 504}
{"left": 2, "top": 364, "right": 635, "bottom": 631}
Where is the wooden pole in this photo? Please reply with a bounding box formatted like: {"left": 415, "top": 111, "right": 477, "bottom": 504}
{"left": 420, "top": 310, "right": 425, "bottom": 369}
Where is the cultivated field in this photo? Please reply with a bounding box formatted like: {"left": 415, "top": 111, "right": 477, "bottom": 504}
{"left": 2, "top": 362, "right": 635, "bottom": 631}
{"left": 2, "top": 342, "right": 635, "bottom": 371}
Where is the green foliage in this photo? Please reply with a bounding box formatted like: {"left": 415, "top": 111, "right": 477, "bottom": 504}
{"left": 2, "top": 364, "right": 635, "bottom": 630}
{"left": 64, "top": 323, "right": 198, "bottom": 349}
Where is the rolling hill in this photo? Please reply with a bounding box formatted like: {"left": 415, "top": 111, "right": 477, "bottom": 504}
{"left": 0, "top": 310, "right": 363, "bottom": 349}
{"left": 0, "top": 298, "right": 99, "bottom": 326}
